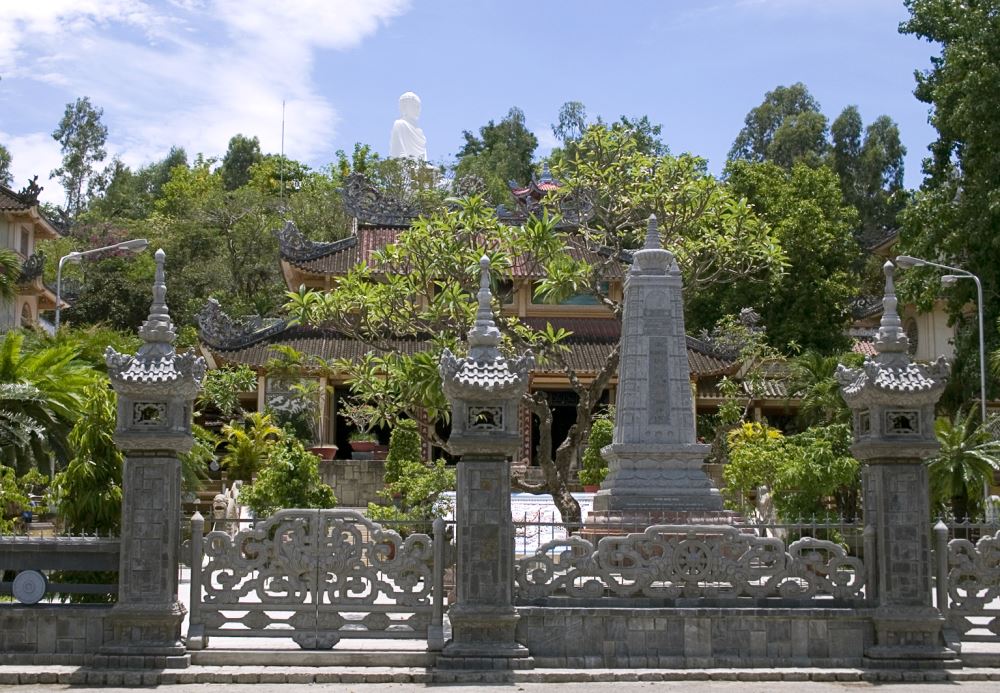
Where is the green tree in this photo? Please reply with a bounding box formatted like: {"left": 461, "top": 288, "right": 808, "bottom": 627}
{"left": 220, "top": 412, "right": 283, "bottom": 481}
{"left": 221, "top": 134, "right": 263, "bottom": 191}
{"left": 552, "top": 101, "right": 588, "bottom": 147}
{"left": 0, "top": 332, "right": 98, "bottom": 470}
{"left": 579, "top": 411, "right": 613, "bottom": 487}
{"left": 239, "top": 437, "right": 335, "bottom": 517}
{"left": 198, "top": 365, "right": 257, "bottom": 420}
{"left": 50, "top": 384, "right": 123, "bottom": 534}
{"left": 710, "top": 161, "right": 859, "bottom": 352}
{"left": 454, "top": 107, "right": 538, "bottom": 203}
{"left": 928, "top": 408, "right": 1000, "bottom": 521}
{"left": 0, "top": 248, "right": 22, "bottom": 303}
{"left": 898, "top": 1, "right": 1000, "bottom": 406}
{"left": 788, "top": 350, "right": 863, "bottom": 429}
{"left": 729, "top": 83, "right": 828, "bottom": 168}
{"left": 51, "top": 96, "right": 109, "bottom": 220}
{"left": 0, "top": 144, "right": 12, "bottom": 186}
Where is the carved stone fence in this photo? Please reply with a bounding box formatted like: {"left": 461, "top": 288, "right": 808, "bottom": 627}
{"left": 936, "top": 523, "right": 1000, "bottom": 643}
{"left": 187, "top": 509, "right": 447, "bottom": 650}
{"left": 0, "top": 535, "right": 120, "bottom": 602}
{"left": 515, "top": 524, "right": 867, "bottom": 606}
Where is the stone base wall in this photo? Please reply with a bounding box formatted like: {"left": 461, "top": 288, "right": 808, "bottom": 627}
{"left": 516, "top": 606, "right": 875, "bottom": 668}
{"left": 319, "top": 459, "right": 386, "bottom": 508}
{"left": 0, "top": 605, "right": 113, "bottom": 662}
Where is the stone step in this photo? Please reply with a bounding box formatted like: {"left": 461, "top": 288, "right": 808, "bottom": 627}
{"left": 190, "top": 649, "right": 435, "bottom": 668}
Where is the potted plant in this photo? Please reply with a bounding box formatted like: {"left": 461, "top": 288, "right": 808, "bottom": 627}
{"left": 579, "top": 410, "right": 614, "bottom": 492}
{"left": 349, "top": 429, "right": 379, "bottom": 454}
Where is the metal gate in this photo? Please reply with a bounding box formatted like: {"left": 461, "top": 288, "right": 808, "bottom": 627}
{"left": 187, "top": 509, "right": 446, "bottom": 650}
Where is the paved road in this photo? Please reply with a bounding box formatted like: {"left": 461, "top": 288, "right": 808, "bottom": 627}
{"left": 4, "top": 683, "right": 1000, "bottom": 692}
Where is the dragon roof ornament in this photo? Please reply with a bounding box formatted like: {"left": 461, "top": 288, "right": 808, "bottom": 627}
{"left": 342, "top": 171, "right": 422, "bottom": 228}
{"left": 197, "top": 297, "right": 288, "bottom": 350}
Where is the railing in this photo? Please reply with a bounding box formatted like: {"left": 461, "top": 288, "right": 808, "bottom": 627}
{"left": 934, "top": 520, "right": 1000, "bottom": 643}
{"left": 187, "top": 509, "right": 448, "bottom": 650}
{"left": 0, "top": 534, "right": 120, "bottom": 602}
{"left": 514, "top": 519, "right": 868, "bottom": 606}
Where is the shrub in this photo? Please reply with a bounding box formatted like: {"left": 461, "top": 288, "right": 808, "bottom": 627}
{"left": 240, "top": 437, "right": 336, "bottom": 517}
{"left": 579, "top": 415, "right": 614, "bottom": 487}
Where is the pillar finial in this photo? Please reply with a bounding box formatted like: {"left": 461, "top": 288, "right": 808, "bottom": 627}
{"left": 643, "top": 214, "right": 660, "bottom": 250}
{"left": 137, "top": 248, "right": 176, "bottom": 354}
{"left": 874, "top": 260, "right": 909, "bottom": 360}
{"left": 468, "top": 255, "right": 501, "bottom": 360}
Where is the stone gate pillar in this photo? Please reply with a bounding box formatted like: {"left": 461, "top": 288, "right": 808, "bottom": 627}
{"left": 437, "top": 256, "right": 534, "bottom": 670}
{"left": 836, "top": 260, "right": 956, "bottom": 665}
{"left": 102, "top": 249, "right": 206, "bottom": 664}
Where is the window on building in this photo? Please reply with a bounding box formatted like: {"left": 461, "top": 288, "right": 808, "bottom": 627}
{"left": 20, "top": 303, "right": 32, "bottom": 328}
{"left": 19, "top": 227, "right": 30, "bottom": 256}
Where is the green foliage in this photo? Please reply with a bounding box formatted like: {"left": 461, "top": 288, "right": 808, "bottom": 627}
{"left": 50, "top": 384, "right": 122, "bottom": 534}
{"left": 898, "top": 1, "right": 1000, "bottom": 407}
{"left": 788, "top": 351, "right": 864, "bottom": 429}
{"left": 729, "top": 83, "right": 828, "bottom": 168}
{"left": 50, "top": 96, "right": 108, "bottom": 219}
{"left": 927, "top": 408, "right": 1000, "bottom": 520}
{"left": 220, "top": 412, "right": 283, "bottom": 481}
{"left": 0, "top": 143, "right": 11, "bottom": 186}
{"left": 0, "top": 248, "right": 21, "bottom": 302}
{"left": 240, "top": 437, "right": 335, "bottom": 517}
{"left": 25, "top": 324, "right": 142, "bottom": 372}
{"left": 0, "top": 467, "right": 47, "bottom": 533}
{"left": 198, "top": 365, "right": 257, "bottom": 419}
{"left": 724, "top": 422, "right": 859, "bottom": 521}
{"left": 385, "top": 420, "right": 422, "bottom": 479}
{"left": 579, "top": 413, "right": 613, "bottom": 486}
{"left": 179, "top": 425, "right": 216, "bottom": 494}
{"left": 705, "top": 161, "right": 858, "bottom": 352}
{"left": 455, "top": 107, "right": 538, "bottom": 203}
{"left": 221, "top": 134, "right": 262, "bottom": 191}
{"left": 0, "top": 331, "right": 98, "bottom": 471}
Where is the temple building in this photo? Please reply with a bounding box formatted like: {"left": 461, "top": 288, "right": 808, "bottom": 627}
{"left": 0, "top": 180, "right": 62, "bottom": 332}
{"left": 196, "top": 171, "right": 770, "bottom": 475}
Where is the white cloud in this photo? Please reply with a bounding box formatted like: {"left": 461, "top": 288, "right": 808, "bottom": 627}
{"left": 1, "top": 1, "right": 411, "bottom": 177}
{"left": 3, "top": 132, "right": 64, "bottom": 205}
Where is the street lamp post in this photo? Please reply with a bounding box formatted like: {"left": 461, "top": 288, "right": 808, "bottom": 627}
{"left": 895, "top": 254, "right": 987, "bottom": 425}
{"left": 55, "top": 238, "right": 150, "bottom": 332}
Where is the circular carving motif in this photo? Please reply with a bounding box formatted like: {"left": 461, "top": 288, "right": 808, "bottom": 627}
{"left": 12, "top": 570, "right": 47, "bottom": 604}
{"left": 673, "top": 540, "right": 711, "bottom": 579}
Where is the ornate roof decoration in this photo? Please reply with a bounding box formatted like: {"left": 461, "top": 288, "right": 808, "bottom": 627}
{"left": 17, "top": 177, "right": 42, "bottom": 206}
{"left": 197, "top": 297, "right": 288, "bottom": 350}
{"left": 836, "top": 261, "right": 948, "bottom": 401}
{"left": 342, "top": 171, "right": 422, "bottom": 228}
{"left": 106, "top": 249, "right": 206, "bottom": 394}
{"left": 274, "top": 220, "right": 353, "bottom": 263}
{"left": 440, "top": 256, "right": 533, "bottom": 398}
{"left": 17, "top": 251, "right": 44, "bottom": 284}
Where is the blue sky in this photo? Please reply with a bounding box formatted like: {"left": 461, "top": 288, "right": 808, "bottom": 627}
{"left": 1, "top": 1, "right": 938, "bottom": 205}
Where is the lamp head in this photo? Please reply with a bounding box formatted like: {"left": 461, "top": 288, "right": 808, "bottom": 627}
{"left": 894, "top": 255, "right": 925, "bottom": 269}
{"left": 941, "top": 274, "right": 961, "bottom": 286}
{"left": 118, "top": 238, "right": 149, "bottom": 252}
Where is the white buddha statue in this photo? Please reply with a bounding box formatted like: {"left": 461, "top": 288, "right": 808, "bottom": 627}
{"left": 389, "top": 91, "right": 427, "bottom": 160}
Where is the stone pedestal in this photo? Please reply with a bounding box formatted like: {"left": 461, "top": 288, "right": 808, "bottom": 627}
{"left": 101, "top": 249, "right": 205, "bottom": 667}
{"left": 590, "top": 216, "right": 723, "bottom": 528}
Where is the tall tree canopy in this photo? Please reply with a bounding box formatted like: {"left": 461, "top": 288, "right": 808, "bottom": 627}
{"left": 454, "top": 107, "right": 538, "bottom": 204}
{"left": 0, "top": 144, "right": 12, "bottom": 187}
{"left": 221, "top": 134, "right": 263, "bottom": 191}
{"left": 51, "top": 97, "right": 109, "bottom": 221}
{"left": 899, "top": 0, "right": 1000, "bottom": 404}
{"left": 729, "top": 83, "right": 829, "bottom": 168}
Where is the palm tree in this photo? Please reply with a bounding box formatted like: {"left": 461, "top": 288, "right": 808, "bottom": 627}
{"left": 788, "top": 350, "right": 863, "bottom": 429}
{"left": 0, "top": 331, "right": 98, "bottom": 471}
{"left": 928, "top": 407, "right": 1000, "bottom": 520}
{"left": 220, "top": 412, "right": 283, "bottom": 481}
{"left": 0, "top": 248, "right": 22, "bottom": 303}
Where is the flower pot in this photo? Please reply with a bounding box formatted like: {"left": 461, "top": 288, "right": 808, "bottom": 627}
{"left": 350, "top": 441, "right": 378, "bottom": 454}
{"left": 309, "top": 445, "right": 338, "bottom": 461}
{"left": 372, "top": 444, "right": 389, "bottom": 461}
{"left": 583, "top": 484, "right": 600, "bottom": 493}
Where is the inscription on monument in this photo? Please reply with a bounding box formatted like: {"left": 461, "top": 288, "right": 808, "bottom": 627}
{"left": 647, "top": 340, "right": 670, "bottom": 425}
{"left": 642, "top": 291, "right": 671, "bottom": 336}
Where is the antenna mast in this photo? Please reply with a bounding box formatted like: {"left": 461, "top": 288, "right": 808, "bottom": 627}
{"left": 280, "top": 100, "right": 286, "bottom": 208}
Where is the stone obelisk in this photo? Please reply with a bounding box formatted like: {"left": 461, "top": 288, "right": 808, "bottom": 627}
{"left": 590, "top": 216, "right": 729, "bottom": 526}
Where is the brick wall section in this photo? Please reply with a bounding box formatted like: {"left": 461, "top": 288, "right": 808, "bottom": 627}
{"left": 0, "top": 606, "right": 112, "bottom": 660}
{"left": 319, "top": 459, "right": 386, "bottom": 508}
{"left": 515, "top": 606, "right": 875, "bottom": 668}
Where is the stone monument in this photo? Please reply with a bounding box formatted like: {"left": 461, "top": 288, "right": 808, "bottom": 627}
{"left": 836, "top": 260, "right": 956, "bottom": 665}
{"left": 438, "top": 256, "right": 534, "bottom": 670}
{"left": 102, "top": 249, "right": 206, "bottom": 665}
{"left": 389, "top": 91, "right": 427, "bottom": 160}
{"left": 590, "top": 215, "right": 728, "bottom": 526}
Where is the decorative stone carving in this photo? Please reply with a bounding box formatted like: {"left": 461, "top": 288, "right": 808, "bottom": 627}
{"left": 591, "top": 216, "right": 726, "bottom": 522}
{"left": 437, "top": 256, "right": 534, "bottom": 670}
{"left": 16, "top": 250, "right": 44, "bottom": 284}
{"left": 342, "top": 171, "right": 423, "bottom": 227}
{"left": 197, "top": 297, "right": 287, "bottom": 349}
{"left": 102, "top": 249, "right": 205, "bottom": 665}
{"left": 946, "top": 529, "right": 1000, "bottom": 641}
{"left": 273, "top": 219, "right": 347, "bottom": 263}
{"left": 515, "top": 524, "right": 866, "bottom": 603}
{"left": 837, "top": 260, "right": 955, "bottom": 665}
{"left": 187, "top": 509, "right": 436, "bottom": 649}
